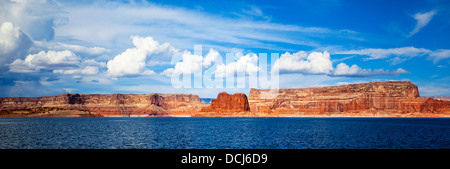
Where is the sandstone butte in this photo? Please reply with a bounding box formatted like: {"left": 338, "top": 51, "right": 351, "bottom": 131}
{"left": 195, "top": 92, "right": 250, "bottom": 117}
{"left": 0, "top": 81, "right": 449, "bottom": 117}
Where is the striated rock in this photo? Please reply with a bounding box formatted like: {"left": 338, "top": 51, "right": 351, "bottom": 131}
{"left": 249, "top": 81, "right": 450, "bottom": 117}
{"left": 1, "top": 81, "right": 449, "bottom": 117}
{"left": 420, "top": 98, "right": 450, "bottom": 113}
{"left": 0, "top": 93, "right": 205, "bottom": 117}
{"left": 196, "top": 92, "right": 250, "bottom": 116}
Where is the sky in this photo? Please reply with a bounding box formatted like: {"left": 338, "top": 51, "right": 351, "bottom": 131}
{"left": 0, "top": 0, "right": 449, "bottom": 98}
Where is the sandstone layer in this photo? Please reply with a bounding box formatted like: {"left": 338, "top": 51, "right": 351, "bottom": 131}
{"left": 248, "top": 81, "right": 450, "bottom": 117}
{"left": 0, "top": 93, "right": 205, "bottom": 117}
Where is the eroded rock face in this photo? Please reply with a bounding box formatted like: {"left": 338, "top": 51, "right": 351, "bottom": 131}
{"left": 197, "top": 92, "right": 250, "bottom": 116}
{"left": 0, "top": 93, "right": 205, "bottom": 117}
{"left": 248, "top": 81, "right": 450, "bottom": 117}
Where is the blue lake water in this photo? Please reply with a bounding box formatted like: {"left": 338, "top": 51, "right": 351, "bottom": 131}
{"left": 0, "top": 117, "right": 449, "bottom": 149}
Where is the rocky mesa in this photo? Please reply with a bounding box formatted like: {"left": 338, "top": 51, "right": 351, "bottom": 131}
{"left": 0, "top": 93, "right": 205, "bottom": 117}
{"left": 248, "top": 81, "right": 450, "bottom": 117}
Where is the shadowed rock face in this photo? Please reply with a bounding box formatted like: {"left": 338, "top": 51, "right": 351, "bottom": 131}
{"left": 0, "top": 93, "right": 205, "bottom": 117}
{"left": 68, "top": 94, "right": 83, "bottom": 104}
{"left": 248, "top": 81, "right": 450, "bottom": 117}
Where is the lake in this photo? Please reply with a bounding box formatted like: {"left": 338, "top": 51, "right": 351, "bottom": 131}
{"left": 0, "top": 117, "right": 449, "bottom": 149}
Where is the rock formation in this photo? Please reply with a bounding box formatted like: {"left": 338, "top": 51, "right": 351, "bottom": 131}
{"left": 195, "top": 92, "right": 251, "bottom": 117}
{"left": 0, "top": 93, "right": 205, "bottom": 117}
{"left": 248, "top": 81, "right": 450, "bottom": 117}
{"left": 0, "top": 81, "right": 449, "bottom": 117}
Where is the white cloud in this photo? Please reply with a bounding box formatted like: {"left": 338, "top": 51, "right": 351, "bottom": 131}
{"left": 203, "top": 49, "right": 219, "bottom": 67}
{"left": 8, "top": 49, "right": 106, "bottom": 77}
{"left": 0, "top": 0, "right": 64, "bottom": 41}
{"left": 106, "top": 36, "right": 177, "bottom": 77}
{"left": 419, "top": 86, "right": 450, "bottom": 96}
{"left": 163, "top": 49, "right": 259, "bottom": 79}
{"left": 240, "top": 6, "right": 271, "bottom": 20}
{"left": 0, "top": 21, "right": 32, "bottom": 67}
{"left": 242, "top": 6, "right": 264, "bottom": 17}
{"left": 429, "top": 49, "right": 450, "bottom": 63}
{"left": 166, "top": 49, "right": 407, "bottom": 79}
{"left": 34, "top": 41, "right": 110, "bottom": 55}
{"left": 160, "top": 68, "right": 175, "bottom": 77}
{"left": 9, "top": 50, "right": 80, "bottom": 73}
{"left": 161, "top": 48, "right": 223, "bottom": 77}
{"left": 272, "top": 51, "right": 333, "bottom": 75}
{"left": 336, "top": 46, "right": 450, "bottom": 64}
{"left": 270, "top": 50, "right": 409, "bottom": 78}
{"left": 332, "top": 63, "right": 409, "bottom": 77}
{"left": 163, "top": 50, "right": 204, "bottom": 77}
{"left": 408, "top": 10, "right": 437, "bottom": 37}
{"left": 336, "top": 47, "right": 432, "bottom": 64}
{"left": 56, "top": 1, "right": 358, "bottom": 51}
{"left": 214, "top": 53, "right": 259, "bottom": 78}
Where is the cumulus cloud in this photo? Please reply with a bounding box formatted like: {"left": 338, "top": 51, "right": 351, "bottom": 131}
{"left": 164, "top": 49, "right": 409, "bottom": 79}
{"left": 332, "top": 63, "right": 409, "bottom": 77}
{"left": 9, "top": 50, "right": 79, "bottom": 73}
{"left": 203, "top": 49, "right": 220, "bottom": 67}
{"left": 162, "top": 50, "right": 206, "bottom": 77}
{"left": 0, "top": 21, "right": 32, "bottom": 67}
{"left": 8, "top": 50, "right": 106, "bottom": 77}
{"left": 272, "top": 51, "right": 333, "bottom": 75}
{"left": 0, "top": 0, "right": 64, "bottom": 41}
{"left": 270, "top": 51, "right": 409, "bottom": 78}
{"left": 162, "top": 49, "right": 260, "bottom": 78}
{"left": 106, "top": 36, "right": 176, "bottom": 77}
{"left": 214, "top": 53, "right": 259, "bottom": 78}
{"left": 408, "top": 10, "right": 437, "bottom": 37}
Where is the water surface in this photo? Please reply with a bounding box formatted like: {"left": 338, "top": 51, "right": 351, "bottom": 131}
{"left": 0, "top": 117, "right": 448, "bottom": 149}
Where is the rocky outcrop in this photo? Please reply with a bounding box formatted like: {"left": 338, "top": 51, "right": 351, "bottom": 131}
{"left": 195, "top": 92, "right": 250, "bottom": 116}
{"left": 0, "top": 93, "right": 205, "bottom": 117}
{"left": 248, "top": 81, "right": 450, "bottom": 117}
{"left": 420, "top": 98, "right": 449, "bottom": 113}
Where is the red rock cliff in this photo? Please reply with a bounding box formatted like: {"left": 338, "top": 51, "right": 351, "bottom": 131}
{"left": 195, "top": 92, "right": 250, "bottom": 116}
{"left": 0, "top": 93, "right": 205, "bottom": 117}
{"left": 248, "top": 81, "right": 450, "bottom": 117}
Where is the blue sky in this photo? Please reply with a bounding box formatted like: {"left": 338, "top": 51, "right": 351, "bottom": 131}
{"left": 0, "top": 0, "right": 449, "bottom": 97}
